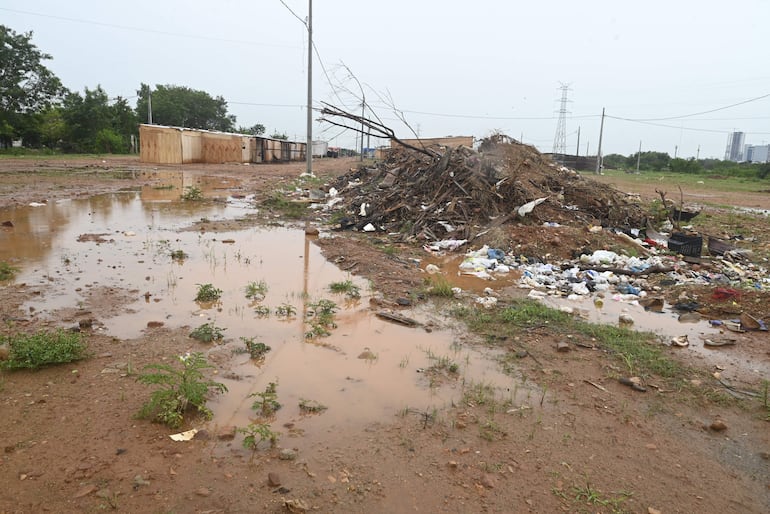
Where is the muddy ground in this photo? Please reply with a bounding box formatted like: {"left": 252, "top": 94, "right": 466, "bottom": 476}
{"left": 1, "top": 155, "right": 769, "bottom": 513}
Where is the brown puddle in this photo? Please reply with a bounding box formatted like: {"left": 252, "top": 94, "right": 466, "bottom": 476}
{"left": 0, "top": 191, "right": 529, "bottom": 449}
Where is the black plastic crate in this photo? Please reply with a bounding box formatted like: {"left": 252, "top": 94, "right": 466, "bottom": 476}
{"left": 667, "top": 232, "right": 702, "bottom": 257}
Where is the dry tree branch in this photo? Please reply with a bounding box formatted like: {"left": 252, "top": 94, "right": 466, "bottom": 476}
{"left": 318, "top": 102, "right": 436, "bottom": 157}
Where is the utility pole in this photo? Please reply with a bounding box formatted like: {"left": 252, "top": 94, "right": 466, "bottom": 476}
{"left": 304, "top": 0, "right": 313, "bottom": 176}
{"left": 696, "top": 145, "right": 700, "bottom": 160}
{"left": 595, "top": 107, "right": 605, "bottom": 174}
{"left": 360, "top": 98, "right": 365, "bottom": 161}
{"left": 674, "top": 145, "right": 678, "bottom": 159}
{"left": 575, "top": 126, "right": 581, "bottom": 157}
{"left": 636, "top": 140, "right": 641, "bottom": 173}
{"left": 148, "top": 90, "right": 153, "bottom": 124}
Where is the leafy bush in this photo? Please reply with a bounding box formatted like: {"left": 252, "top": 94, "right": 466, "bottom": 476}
{"left": 241, "top": 337, "right": 271, "bottom": 359}
{"left": 249, "top": 381, "right": 281, "bottom": 415}
{"left": 275, "top": 303, "right": 296, "bottom": 317}
{"left": 94, "top": 128, "right": 127, "bottom": 153}
{"left": 136, "top": 352, "right": 227, "bottom": 428}
{"left": 189, "top": 323, "right": 226, "bottom": 343}
{"left": 195, "top": 283, "right": 222, "bottom": 302}
{"left": 238, "top": 423, "right": 279, "bottom": 451}
{"left": 1, "top": 330, "right": 87, "bottom": 370}
{"left": 245, "top": 280, "right": 268, "bottom": 300}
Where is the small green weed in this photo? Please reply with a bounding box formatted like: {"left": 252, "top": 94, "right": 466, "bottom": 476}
{"left": 238, "top": 423, "right": 279, "bottom": 452}
{"left": 189, "top": 323, "right": 226, "bottom": 343}
{"left": 254, "top": 305, "right": 271, "bottom": 317}
{"left": 250, "top": 381, "right": 281, "bottom": 416}
{"left": 328, "top": 280, "right": 360, "bottom": 299}
{"left": 425, "top": 275, "right": 454, "bottom": 297}
{"left": 463, "top": 381, "right": 496, "bottom": 407}
{"left": 195, "top": 283, "right": 223, "bottom": 302}
{"left": 571, "top": 481, "right": 633, "bottom": 511}
{"left": 305, "top": 299, "right": 337, "bottom": 338}
{"left": 245, "top": 280, "right": 269, "bottom": 300}
{"left": 263, "top": 192, "right": 307, "bottom": 219}
{"left": 299, "top": 398, "right": 328, "bottom": 413}
{"left": 275, "top": 303, "right": 296, "bottom": 317}
{"left": 479, "top": 419, "right": 506, "bottom": 441}
{"left": 136, "top": 352, "right": 227, "bottom": 428}
{"left": 170, "top": 249, "right": 188, "bottom": 261}
{"left": 240, "top": 337, "right": 271, "bottom": 360}
{"left": 1, "top": 330, "right": 87, "bottom": 370}
{"left": 0, "top": 261, "right": 18, "bottom": 281}
{"left": 181, "top": 185, "right": 203, "bottom": 201}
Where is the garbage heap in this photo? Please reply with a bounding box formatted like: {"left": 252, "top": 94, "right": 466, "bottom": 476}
{"left": 330, "top": 135, "right": 648, "bottom": 240}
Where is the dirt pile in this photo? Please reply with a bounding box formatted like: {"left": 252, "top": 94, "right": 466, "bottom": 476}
{"left": 330, "top": 135, "right": 648, "bottom": 241}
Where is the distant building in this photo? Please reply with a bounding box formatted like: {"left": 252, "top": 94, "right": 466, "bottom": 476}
{"left": 725, "top": 131, "right": 745, "bottom": 161}
{"left": 745, "top": 144, "right": 770, "bottom": 163}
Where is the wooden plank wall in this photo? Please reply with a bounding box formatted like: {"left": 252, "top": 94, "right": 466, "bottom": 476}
{"left": 139, "top": 125, "right": 182, "bottom": 164}
{"left": 201, "top": 133, "right": 242, "bottom": 163}
{"left": 181, "top": 131, "right": 202, "bottom": 163}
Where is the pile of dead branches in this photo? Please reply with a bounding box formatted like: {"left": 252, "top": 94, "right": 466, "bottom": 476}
{"left": 329, "top": 136, "right": 648, "bottom": 241}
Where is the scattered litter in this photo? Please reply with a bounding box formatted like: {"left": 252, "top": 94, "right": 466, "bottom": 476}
{"left": 670, "top": 335, "right": 689, "bottom": 347}
{"left": 517, "top": 197, "right": 548, "bottom": 217}
{"left": 474, "top": 296, "right": 498, "bottom": 309}
{"left": 618, "top": 376, "right": 646, "bottom": 392}
{"left": 362, "top": 223, "right": 376, "bottom": 232}
{"left": 169, "top": 428, "right": 198, "bottom": 442}
{"left": 375, "top": 311, "right": 420, "bottom": 327}
{"left": 423, "top": 239, "right": 467, "bottom": 254}
{"left": 584, "top": 380, "right": 608, "bottom": 392}
{"left": 703, "top": 338, "right": 736, "bottom": 347}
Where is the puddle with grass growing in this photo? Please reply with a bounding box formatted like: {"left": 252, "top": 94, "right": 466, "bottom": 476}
{"left": 0, "top": 190, "right": 531, "bottom": 449}
{"left": 420, "top": 254, "right": 770, "bottom": 382}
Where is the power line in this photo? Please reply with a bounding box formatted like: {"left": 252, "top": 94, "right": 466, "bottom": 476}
{"left": 0, "top": 7, "right": 299, "bottom": 49}
{"left": 229, "top": 101, "right": 304, "bottom": 108}
{"left": 606, "top": 115, "right": 732, "bottom": 134}
{"left": 618, "top": 92, "right": 770, "bottom": 122}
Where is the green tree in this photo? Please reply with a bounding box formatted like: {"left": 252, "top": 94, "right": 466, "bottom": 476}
{"left": 602, "top": 153, "right": 627, "bottom": 170}
{"left": 635, "top": 151, "right": 670, "bottom": 171}
{"left": 61, "top": 86, "right": 113, "bottom": 152}
{"left": 270, "top": 132, "right": 288, "bottom": 140}
{"left": 36, "top": 108, "right": 65, "bottom": 149}
{"left": 136, "top": 83, "right": 236, "bottom": 132}
{"left": 237, "top": 123, "right": 266, "bottom": 136}
{"left": 0, "top": 25, "right": 67, "bottom": 147}
{"left": 669, "top": 157, "right": 702, "bottom": 174}
{"left": 110, "top": 96, "right": 138, "bottom": 146}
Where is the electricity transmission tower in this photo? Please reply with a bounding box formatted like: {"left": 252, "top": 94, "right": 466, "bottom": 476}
{"left": 552, "top": 83, "right": 571, "bottom": 164}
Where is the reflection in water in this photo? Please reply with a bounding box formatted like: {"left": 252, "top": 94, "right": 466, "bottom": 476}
{"left": 0, "top": 189, "right": 524, "bottom": 446}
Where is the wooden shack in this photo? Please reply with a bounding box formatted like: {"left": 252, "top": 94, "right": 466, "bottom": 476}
{"left": 139, "top": 124, "right": 306, "bottom": 164}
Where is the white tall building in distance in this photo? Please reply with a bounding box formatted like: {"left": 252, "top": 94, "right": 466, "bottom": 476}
{"left": 745, "top": 144, "right": 770, "bottom": 163}
{"left": 725, "top": 131, "right": 745, "bottom": 161}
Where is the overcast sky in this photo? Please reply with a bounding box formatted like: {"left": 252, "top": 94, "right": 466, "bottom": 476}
{"left": 3, "top": 0, "right": 768, "bottom": 158}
